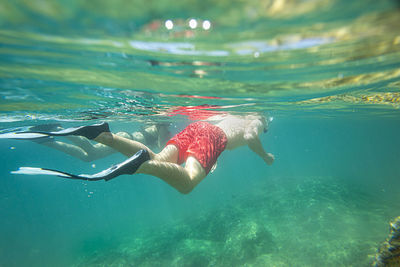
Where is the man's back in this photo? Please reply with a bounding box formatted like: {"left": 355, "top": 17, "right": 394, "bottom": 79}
{"left": 210, "top": 114, "right": 265, "bottom": 150}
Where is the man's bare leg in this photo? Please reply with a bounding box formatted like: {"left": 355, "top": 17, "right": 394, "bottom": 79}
{"left": 94, "top": 132, "right": 156, "bottom": 158}
{"left": 41, "top": 141, "right": 91, "bottom": 161}
{"left": 93, "top": 132, "right": 178, "bottom": 162}
{"left": 64, "top": 131, "right": 132, "bottom": 161}
{"left": 137, "top": 156, "right": 206, "bottom": 194}
{"left": 39, "top": 136, "right": 116, "bottom": 162}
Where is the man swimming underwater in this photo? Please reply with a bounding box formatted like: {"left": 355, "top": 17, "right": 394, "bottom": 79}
{"left": 12, "top": 114, "right": 274, "bottom": 194}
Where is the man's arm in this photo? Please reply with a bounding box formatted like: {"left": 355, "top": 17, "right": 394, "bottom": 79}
{"left": 244, "top": 119, "right": 274, "bottom": 165}
{"left": 246, "top": 135, "right": 274, "bottom": 165}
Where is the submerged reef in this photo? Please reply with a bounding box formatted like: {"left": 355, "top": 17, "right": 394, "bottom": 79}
{"left": 375, "top": 216, "right": 400, "bottom": 267}
{"left": 73, "top": 176, "right": 399, "bottom": 267}
{"left": 74, "top": 206, "right": 279, "bottom": 267}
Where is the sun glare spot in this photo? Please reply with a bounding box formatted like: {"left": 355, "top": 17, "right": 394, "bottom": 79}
{"left": 165, "top": 20, "right": 174, "bottom": 30}
{"left": 189, "top": 19, "right": 198, "bottom": 29}
{"left": 202, "top": 20, "right": 211, "bottom": 30}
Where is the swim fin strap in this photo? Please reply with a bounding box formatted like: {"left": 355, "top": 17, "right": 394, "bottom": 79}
{"left": 12, "top": 149, "right": 150, "bottom": 182}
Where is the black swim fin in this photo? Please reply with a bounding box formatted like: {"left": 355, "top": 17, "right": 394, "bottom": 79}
{"left": 24, "top": 122, "right": 110, "bottom": 140}
{"left": 12, "top": 149, "right": 150, "bottom": 181}
{"left": 28, "top": 123, "right": 62, "bottom": 132}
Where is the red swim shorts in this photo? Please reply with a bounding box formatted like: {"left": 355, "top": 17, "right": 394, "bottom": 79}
{"left": 166, "top": 121, "right": 227, "bottom": 174}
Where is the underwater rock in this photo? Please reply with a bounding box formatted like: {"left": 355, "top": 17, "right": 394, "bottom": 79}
{"left": 224, "top": 220, "right": 276, "bottom": 264}
{"left": 374, "top": 216, "right": 400, "bottom": 267}
{"left": 172, "top": 239, "right": 218, "bottom": 267}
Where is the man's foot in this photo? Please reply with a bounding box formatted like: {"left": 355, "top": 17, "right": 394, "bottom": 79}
{"left": 27, "top": 122, "right": 110, "bottom": 140}
{"left": 101, "top": 149, "right": 150, "bottom": 181}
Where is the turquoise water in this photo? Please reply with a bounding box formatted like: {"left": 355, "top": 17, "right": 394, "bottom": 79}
{"left": 1, "top": 0, "right": 400, "bottom": 266}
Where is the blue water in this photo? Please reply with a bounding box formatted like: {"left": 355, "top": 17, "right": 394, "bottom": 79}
{"left": 1, "top": 0, "right": 400, "bottom": 266}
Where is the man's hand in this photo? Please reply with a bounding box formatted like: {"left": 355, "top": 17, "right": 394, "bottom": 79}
{"left": 263, "top": 153, "right": 274, "bottom": 165}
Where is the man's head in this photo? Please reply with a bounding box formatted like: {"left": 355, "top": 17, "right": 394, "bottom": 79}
{"left": 245, "top": 114, "right": 270, "bottom": 135}
{"left": 253, "top": 114, "right": 269, "bottom": 133}
{"left": 260, "top": 116, "right": 268, "bottom": 133}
